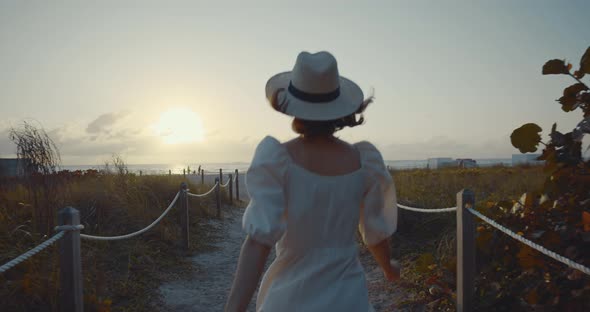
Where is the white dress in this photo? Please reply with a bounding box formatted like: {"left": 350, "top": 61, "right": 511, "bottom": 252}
{"left": 242, "top": 136, "right": 397, "bottom": 312}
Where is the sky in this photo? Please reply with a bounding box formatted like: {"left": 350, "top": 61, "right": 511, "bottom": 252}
{"left": 0, "top": 0, "right": 589, "bottom": 165}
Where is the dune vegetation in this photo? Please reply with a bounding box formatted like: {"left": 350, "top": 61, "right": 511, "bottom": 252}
{"left": 2, "top": 161, "right": 588, "bottom": 311}
{"left": 0, "top": 161, "right": 225, "bottom": 311}
{"left": 389, "top": 47, "right": 590, "bottom": 311}
{"left": 391, "top": 164, "right": 589, "bottom": 311}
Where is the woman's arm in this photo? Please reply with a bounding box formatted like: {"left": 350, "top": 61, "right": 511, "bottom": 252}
{"left": 225, "top": 236, "right": 271, "bottom": 312}
{"left": 367, "top": 238, "right": 400, "bottom": 282}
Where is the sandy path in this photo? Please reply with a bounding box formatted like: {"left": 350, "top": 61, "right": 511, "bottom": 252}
{"left": 159, "top": 202, "right": 405, "bottom": 312}
{"left": 159, "top": 204, "right": 262, "bottom": 311}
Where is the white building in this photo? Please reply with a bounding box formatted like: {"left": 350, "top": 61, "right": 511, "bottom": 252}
{"left": 511, "top": 154, "right": 543, "bottom": 166}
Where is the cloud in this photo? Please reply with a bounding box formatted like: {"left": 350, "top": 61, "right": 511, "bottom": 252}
{"left": 0, "top": 112, "right": 532, "bottom": 165}
{"left": 86, "top": 111, "right": 129, "bottom": 134}
{"left": 6, "top": 111, "right": 156, "bottom": 164}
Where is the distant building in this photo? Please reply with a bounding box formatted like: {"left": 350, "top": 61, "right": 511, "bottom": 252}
{"left": 512, "top": 154, "right": 543, "bottom": 166}
{"left": 457, "top": 158, "right": 478, "bottom": 168}
{"left": 0, "top": 158, "right": 27, "bottom": 177}
{"left": 427, "top": 157, "right": 455, "bottom": 169}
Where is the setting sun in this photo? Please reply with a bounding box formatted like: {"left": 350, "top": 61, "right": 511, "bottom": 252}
{"left": 153, "top": 108, "right": 204, "bottom": 144}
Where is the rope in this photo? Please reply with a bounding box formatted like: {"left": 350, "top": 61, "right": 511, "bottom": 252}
{"left": 397, "top": 203, "right": 456, "bottom": 213}
{"left": 220, "top": 179, "right": 231, "bottom": 188}
{"left": 0, "top": 231, "right": 65, "bottom": 273}
{"left": 80, "top": 192, "right": 180, "bottom": 241}
{"left": 55, "top": 224, "right": 85, "bottom": 231}
{"left": 467, "top": 208, "right": 590, "bottom": 276}
{"left": 187, "top": 182, "right": 219, "bottom": 197}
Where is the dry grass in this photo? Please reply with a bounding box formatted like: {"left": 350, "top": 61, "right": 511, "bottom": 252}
{"left": 0, "top": 172, "right": 227, "bottom": 311}
{"left": 392, "top": 165, "right": 545, "bottom": 261}
{"left": 388, "top": 165, "right": 546, "bottom": 310}
{"left": 0, "top": 164, "right": 547, "bottom": 311}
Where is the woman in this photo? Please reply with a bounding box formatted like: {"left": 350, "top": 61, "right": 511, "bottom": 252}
{"left": 225, "top": 51, "right": 400, "bottom": 312}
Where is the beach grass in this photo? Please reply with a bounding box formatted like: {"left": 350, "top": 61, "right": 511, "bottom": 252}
{"left": 0, "top": 170, "right": 226, "bottom": 311}
{"left": 0, "top": 164, "right": 554, "bottom": 311}
{"left": 387, "top": 165, "right": 547, "bottom": 310}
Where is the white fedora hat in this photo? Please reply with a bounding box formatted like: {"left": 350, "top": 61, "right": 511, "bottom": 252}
{"left": 265, "top": 51, "right": 364, "bottom": 121}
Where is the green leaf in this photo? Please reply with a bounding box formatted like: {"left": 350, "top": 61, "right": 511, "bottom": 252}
{"left": 557, "top": 96, "right": 578, "bottom": 111}
{"left": 564, "top": 83, "right": 588, "bottom": 97}
{"left": 580, "top": 46, "right": 590, "bottom": 75}
{"left": 556, "top": 83, "right": 588, "bottom": 112}
{"left": 510, "top": 123, "right": 543, "bottom": 153}
{"left": 542, "top": 59, "right": 569, "bottom": 75}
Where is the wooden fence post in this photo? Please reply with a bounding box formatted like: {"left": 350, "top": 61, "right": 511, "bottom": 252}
{"left": 201, "top": 169, "right": 204, "bottom": 185}
{"left": 235, "top": 169, "right": 240, "bottom": 202}
{"left": 215, "top": 177, "right": 221, "bottom": 219}
{"left": 58, "top": 207, "right": 84, "bottom": 312}
{"left": 169, "top": 169, "right": 171, "bottom": 176}
{"left": 183, "top": 169, "right": 186, "bottom": 177}
{"left": 457, "top": 189, "right": 476, "bottom": 312}
{"left": 180, "top": 182, "right": 189, "bottom": 250}
{"left": 219, "top": 169, "right": 223, "bottom": 185}
{"left": 228, "top": 174, "right": 233, "bottom": 205}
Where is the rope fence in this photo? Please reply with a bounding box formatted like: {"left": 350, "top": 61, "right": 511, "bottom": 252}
{"left": 396, "top": 190, "right": 589, "bottom": 312}
{"left": 397, "top": 203, "right": 456, "bottom": 213}
{"left": 0, "top": 167, "right": 242, "bottom": 312}
{"left": 79, "top": 192, "right": 180, "bottom": 241}
{"left": 0, "top": 231, "right": 66, "bottom": 273}
{"left": 162, "top": 168, "right": 246, "bottom": 176}
{"left": 467, "top": 207, "right": 590, "bottom": 275}
{"left": 201, "top": 169, "right": 245, "bottom": 174}
{"left": 397, "top": 199, "right": 590, "bottom": 275}
{"left": 187, "top": 182, "right": 219, "bottom": 197}
{"left": 4, "top": 170, "right": 585, "bottom": 311}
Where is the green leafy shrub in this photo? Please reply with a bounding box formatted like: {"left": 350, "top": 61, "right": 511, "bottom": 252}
{"left": 474, "top": 46, "right": 590, "bottom": 311}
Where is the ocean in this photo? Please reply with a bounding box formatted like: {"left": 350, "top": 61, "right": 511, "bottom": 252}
{"left": 61, "top": 162, "right": 251, "bottom": 175}
{"left": 61, "top": 158, "right": 513, "bottom": 175}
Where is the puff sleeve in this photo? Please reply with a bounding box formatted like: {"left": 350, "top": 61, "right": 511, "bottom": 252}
{"left": 356, "top": 141, "right": 398, "bottom": 246}
{"left": 242, "top": 136, "right": 288, "bottom": 247}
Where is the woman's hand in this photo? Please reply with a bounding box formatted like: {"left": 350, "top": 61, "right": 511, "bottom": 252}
{"left": 384, "top": 259, "right": 401, "bottom": 282}
{"left": 367, "top": 238, "right": 401, "bottom": 283}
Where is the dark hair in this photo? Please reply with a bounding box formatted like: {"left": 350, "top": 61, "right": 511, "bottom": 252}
{"left": 271, "top": 88, "right": 374, "bottom": 137}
